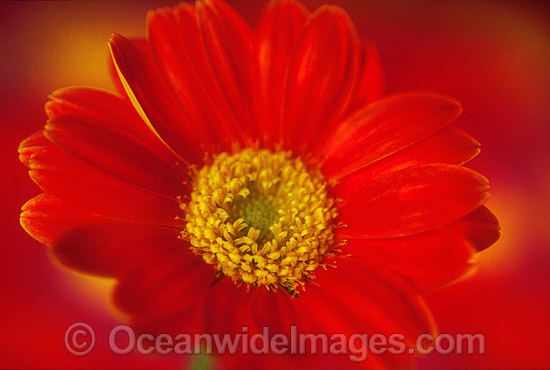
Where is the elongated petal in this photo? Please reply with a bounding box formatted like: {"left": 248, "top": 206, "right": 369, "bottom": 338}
{"left": 147, "top": 4, "right": 246, "bottom": 151}
{"left": 109, "top": 34, "right": 205, "bottom": 164}
{"left": 336, "top": 164, "right": 489, "bottom": 238}
{"left": 52, "top": 224, "right": 184, "bottom": 277}
{"left": 254, "top": 0, "right": 309, "bottom": 147}
{"left": 20, "top": 193, "right": 103, "bottom": 247}
{"left": 282, "top": 5, "right": 360, "bottom": 151}
{"left": 317, "top": 92, "right": 463, "bottom": 180}
{"left": 107, "top": 39, "right": 150, "bottom": 96}
{"left": 27, "top": 144, "right": 184, "bottom": 227}
{"left": 341, "top": 205, "right": 500, "bottom": 291}
{"left": 114, "top": 252, "right": 212, "bottom": 317}
{"left": 343, "top": 228, "right": 476, "bottom": 292}
{"left": 224, "top": 285, "right": 413, "bottom": 370}
{"left": 46, "top": 87, "right": 138, "bottom": 126}
{"left": 302, "top": 258, "right": 436, "bottom": 346}
{"left": 45, "top": 88, "right": 158, "bottom": 146}
{"left": 337, "top": 126, "right": 480, "bottom": 185}
{"left": 44, "top": 114, "right": 189, "bottom": 197}
{"left": 196, "top": 0, "right": 256, "bottom": 142}
{"left": 348, "top": 40, "right": 385, "bottom": 112}
{"left": 45, "top": 86, "right": 185, "bottom": 171}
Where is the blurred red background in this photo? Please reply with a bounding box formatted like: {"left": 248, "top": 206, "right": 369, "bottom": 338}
{"left": 1, "top": 1, "right": 548, "bottom": 369}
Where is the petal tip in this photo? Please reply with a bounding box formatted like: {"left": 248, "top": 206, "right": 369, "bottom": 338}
{"left": 109, "top": 33, "right": 127, "bottom": 48}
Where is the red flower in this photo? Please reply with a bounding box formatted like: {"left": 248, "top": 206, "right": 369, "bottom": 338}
{"left": 19, "top": 0, "right": 500, "bottom": 368}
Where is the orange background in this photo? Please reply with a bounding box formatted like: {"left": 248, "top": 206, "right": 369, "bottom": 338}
{"left": 1, "top": 1, "right": 549, "bottom": 369}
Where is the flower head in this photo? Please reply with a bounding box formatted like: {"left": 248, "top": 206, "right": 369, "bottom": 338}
{"left": 19, "top": 0, "right": 500, "bottom": 368}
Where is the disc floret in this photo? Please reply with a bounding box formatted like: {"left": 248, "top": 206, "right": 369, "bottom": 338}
{"left": 184, "top": 149, "right": 338, "bottom": 294}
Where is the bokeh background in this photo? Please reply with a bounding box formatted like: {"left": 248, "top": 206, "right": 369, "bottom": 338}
{"left": 1, "top": 1, "right": 548, "bottom": 369}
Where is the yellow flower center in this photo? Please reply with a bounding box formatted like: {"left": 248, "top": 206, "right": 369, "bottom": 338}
{"left": 183, "top": 149, "right": 339, "bottom": 295}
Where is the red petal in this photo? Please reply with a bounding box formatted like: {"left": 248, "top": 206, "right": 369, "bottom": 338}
{"left": 247, "top": 285, "right": 301, "bottom": 333}
{"left": 19, "top": 131, "right": 50, "bottom": 168}
{"left": 343, "top": 228, "right": 476, "bottom": 292}
{"left": 336, "top": 164, "right": 489, "bottom": 238}
{"left": 147, "top": 4, "right": 247, "bottom": 151}
{"left": 195, "top": 278, "right": 299, "bottom": 339}
{"left": 109, "top": 34, "right": 206, "bottom": 164}
{"left": 253, "top": 0, "right": 309, "bottom": 147}
{"left": 337, "top": 126, "right": 480, "bottom": 185}
{"left": 302, "top": 258, "right": 436, "bottom": 346}
{"left": 341, "top": 206, "right": 500, "bottom": 291}
{"left": 317, "top": 92, "right": 463, "bottom": 180}
{"left": 46, "top": 87, "right": 143, "bottom": 132}
{"left": 202, "top": 277, "right": 255, "bottom": 334}
{"left": 348, "top": 40, "right": 385, "bottom": 112}
{"left": 448, "top": 205, "right": 501, "bottom": 252}
{"left": 195, "top": 0, "right": 256, "bottom": 143}
{"left": 282, "top": 5, "right": 360, "bottom": 151}
{"left": 27, "top": 143, "right": 184, "bottom": 227}
{"left": 52, "top": 224, "right": 184, "bottom": 278}
{"left": 114, "top": 252, "right": 212, "bottom": 317}
{"left": 44, "top": 114, "right": 189, "bottom": 197}
{"left": 107, "top": 38, "right": 149, "bottom": 96}
{"left": 20, "top": 193, "right": 102, "bottom": 247}
{"left": 45, "top": 86, "right": 179, "bottom": 164}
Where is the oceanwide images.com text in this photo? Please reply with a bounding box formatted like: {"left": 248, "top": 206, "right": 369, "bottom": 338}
{"left": 65, "top": 323, "right": 486, "bottom": 361}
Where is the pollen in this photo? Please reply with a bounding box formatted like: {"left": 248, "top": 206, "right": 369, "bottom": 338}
{"left": 182, "top": 149, "right": 339, "bottom": 295}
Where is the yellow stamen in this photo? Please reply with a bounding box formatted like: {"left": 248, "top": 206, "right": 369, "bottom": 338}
{"left": 183, "top": 149, "right": 338, "bottom": 294}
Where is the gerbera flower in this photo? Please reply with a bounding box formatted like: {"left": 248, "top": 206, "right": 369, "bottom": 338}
{"left": 19, "top": 0, "right": 500, "bottom": 369}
